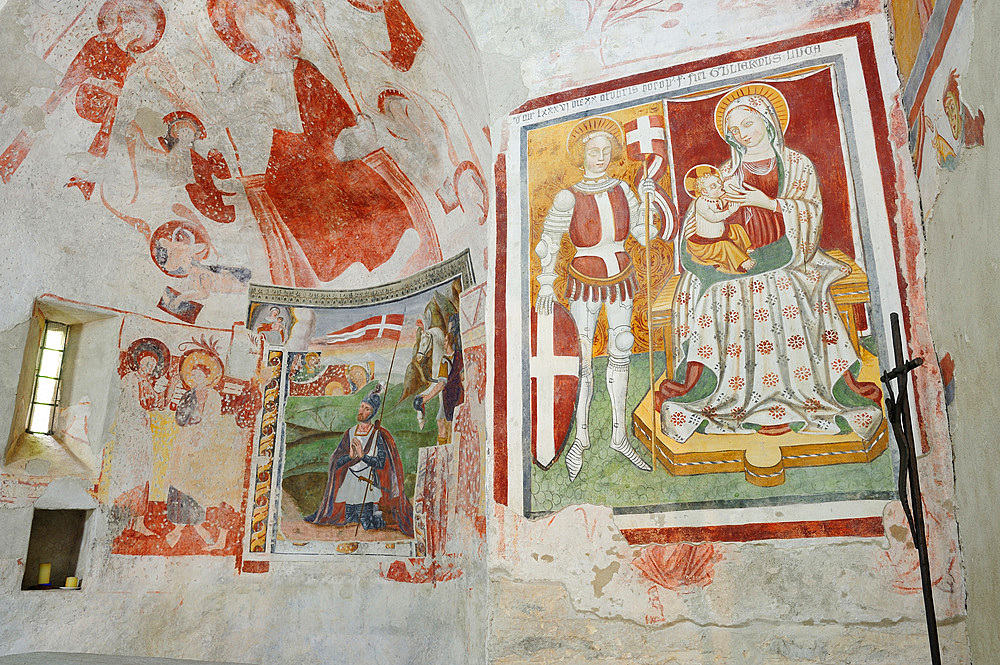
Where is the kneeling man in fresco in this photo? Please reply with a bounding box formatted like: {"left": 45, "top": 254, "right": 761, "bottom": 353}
{"left": 305, "top": 387, "right": 414, "bottom": 536}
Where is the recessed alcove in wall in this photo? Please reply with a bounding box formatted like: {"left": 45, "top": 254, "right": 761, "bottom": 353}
{"left": 3, "top": 296, "right": 121, "bottom": 480}
{"left": 21, "top": 508, "right": 89, "bottom": 590}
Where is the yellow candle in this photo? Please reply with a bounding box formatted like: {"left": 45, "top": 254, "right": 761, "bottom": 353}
{"left": 65, "top": 577, "right": 78, "bottom": 588}
{"left": 38, "top": 563, "right": 51, "bottom": 585}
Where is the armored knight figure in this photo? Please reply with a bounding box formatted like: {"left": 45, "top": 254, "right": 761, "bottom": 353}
{"left": 534, "top": 115, "right": 661, "bottom": 481}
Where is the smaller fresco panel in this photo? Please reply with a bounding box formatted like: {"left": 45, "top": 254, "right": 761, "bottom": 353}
{"left": 109, "top": 317, "right": 257, "bottom": 556}
{"left": 245, "top": 254, "right": 474, "bottom": 557}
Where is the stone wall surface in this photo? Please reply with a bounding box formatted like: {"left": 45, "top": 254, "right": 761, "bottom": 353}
{"left": 489, "top": 577, "right": 971, "bottom": 665}
{"left": 0, "top": 0, "right": 490, "bottom": 662}
{"left": 923, "top": 1, "right": 1000, "bottom": 663}
{"left": 0, "top": 0, "right": 991, "bottom": 662}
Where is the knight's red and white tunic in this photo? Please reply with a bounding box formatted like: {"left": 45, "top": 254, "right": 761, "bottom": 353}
{"left": 536, "top": 177, "right": 645, "bottom": 303}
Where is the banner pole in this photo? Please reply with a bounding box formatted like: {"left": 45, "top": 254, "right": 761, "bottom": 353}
{"left": 354, "top": 314, "right": 404, "bottom": 537}
{"left": 643, "top": 162, "right": 657, "bottom": 473}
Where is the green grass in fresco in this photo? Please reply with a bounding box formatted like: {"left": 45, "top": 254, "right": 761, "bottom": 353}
{"left": 529, "top": 351, "right": 896, "bottom": 515}
{"left": 281, "top": 381, "right": 439, "bottom": 509}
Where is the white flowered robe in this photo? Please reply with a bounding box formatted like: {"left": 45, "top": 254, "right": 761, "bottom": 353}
{"left": 660, "top": 147, "right": 883, "bottom": 442}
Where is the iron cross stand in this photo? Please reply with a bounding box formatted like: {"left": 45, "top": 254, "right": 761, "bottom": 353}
{"left": 879, "top": 312, "right": 940, "bottom": 665}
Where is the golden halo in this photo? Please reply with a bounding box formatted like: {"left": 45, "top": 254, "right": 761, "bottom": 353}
{"left": 714, "top": 83, "right": 790, "bottom": 139}
{"left": 683, "top": 164, "right": 723, "bottom": 198}
{"left": 566, "top": 115, "right": 625, "bottom": 154}
{"left": 179, "top": 349, "right": 224, "bottom": 389}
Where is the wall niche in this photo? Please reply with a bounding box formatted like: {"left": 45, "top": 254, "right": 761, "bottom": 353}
{"left": 21, "top": 508, "right": 89, "bottom": 591}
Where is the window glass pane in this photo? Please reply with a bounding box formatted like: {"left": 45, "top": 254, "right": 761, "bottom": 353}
{"left": 34, "top": 377, "right": 58, "bottom": 405}
{"left": 28, "top": 404, "right": 53, "bottom": 434}
{"left": 44, "top": 327, "right": 66, "bottom": 350}
{"left": 38, "top": 349, "right": 63, "bottom": 378}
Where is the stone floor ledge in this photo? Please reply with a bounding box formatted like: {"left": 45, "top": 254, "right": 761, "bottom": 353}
{"left": 0, "top": 654, "right": 252, "bottom": 665}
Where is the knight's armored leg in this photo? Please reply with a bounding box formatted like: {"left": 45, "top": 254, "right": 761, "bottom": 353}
{"left": 564, "top": 352, "right": 592, "bottom": 481}
{"left": 606, "top": 300, "right": 651, "bottom": 472}
{"left": 344, "top": 503, "right": 362, "bottom": 525}
{"left": 565, "top": 299, "right": 601, "bottom": 481}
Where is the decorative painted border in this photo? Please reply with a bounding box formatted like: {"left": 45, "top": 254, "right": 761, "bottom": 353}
{"left": 621, "top": 516, "right": 886, "bottom": 544}
{"left": 247, "top": 250, "right": 475, "bottom": 312}
{"left": 247, "top": 349, "right": 283, "bottom": 554}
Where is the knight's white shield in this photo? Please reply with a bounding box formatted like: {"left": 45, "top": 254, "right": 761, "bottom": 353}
{"left": 530, "top": 303, "right": 581, "bottom": 469}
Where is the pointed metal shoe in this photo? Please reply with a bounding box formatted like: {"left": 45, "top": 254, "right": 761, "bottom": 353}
{"left": 610, "top": 435, "right": 652, "bottom": 471}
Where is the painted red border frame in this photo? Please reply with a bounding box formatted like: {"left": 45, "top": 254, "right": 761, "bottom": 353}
{"left": 494, "top": 21, "right": 913, "bottom": 543}
{"left": 906, "top": 0, "right": 964, "bottom": 127}
{"left": 622, "top": 516, "right": 885, "bottom": 545}
{"left": 493, "top": 154, "right": 509, "bottom": 505}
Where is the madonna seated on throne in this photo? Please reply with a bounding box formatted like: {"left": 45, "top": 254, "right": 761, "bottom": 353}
{"left": 655, "top": 83, "right": 883, "bottom": 443}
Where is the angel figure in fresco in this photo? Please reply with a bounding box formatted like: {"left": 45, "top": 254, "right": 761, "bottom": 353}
{"left": 112, "top": 338, "right": 171, "bottom": 537}
{"left": 535, "top": 116, "right": 666, "bottom": 481}
{"left": 207, "top": 0, "right": 440, "bottom": 287}
{"left": 0, "top": 0, "right": 166, "bottom": 189}
{"left": 126, "top": 111, "right": 236, "bottom": 222}
{"left": 654, "top": 83, "right": 883, "bottom": 441}
{"left": 336, "top": 0, "right": 423, "bottom": 72}
{"left": 943, "top": 69, "right": 985, "bottom": 150}
{"left": 150, "top": 214, "right": 251, "bottom": 322}
{"left": 371, "top": 87, "right": 488, "bottom": 225}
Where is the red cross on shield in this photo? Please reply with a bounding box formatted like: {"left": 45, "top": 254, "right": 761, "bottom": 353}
{"left": 530, "top": 302, "right": 581, "bottom": 469}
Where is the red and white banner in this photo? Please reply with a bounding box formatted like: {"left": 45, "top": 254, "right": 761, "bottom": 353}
{"left": 625, "top": 112, "right": 679, "bottom": 255}
{"left": 625, "top": 114, "right": 668, "bottom": 180}
{"left": 314, "top": 314, "right": 404, "bottom": 345}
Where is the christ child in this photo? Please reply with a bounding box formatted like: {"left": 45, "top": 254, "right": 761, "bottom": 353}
{"left": 685, "top": 167, "right": 755, "bottom": 274}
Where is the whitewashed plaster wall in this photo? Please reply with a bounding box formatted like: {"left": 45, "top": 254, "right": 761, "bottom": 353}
{"left": 0, "top": 0, "right": 990, "bottom": 661}
{"left": 923, "top": 1, "right": 1000, "bottom": 663}
{"left": 0, "top": 0, "right": 490, "bottom": 662}
{"left": 463, "top": 0, "right": 884, "bottom": 126}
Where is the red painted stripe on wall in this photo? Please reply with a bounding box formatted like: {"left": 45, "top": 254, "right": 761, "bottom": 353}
{"left": 493, "top": 153, "right": 509, "bottom": 506}
{"left": 621, "top": 516, "right": 885, "bottom": 545}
